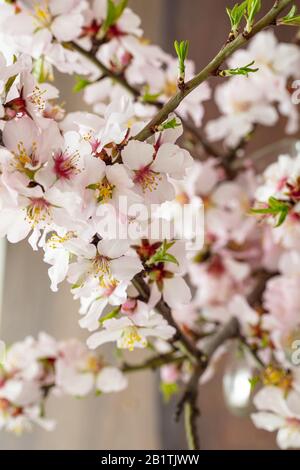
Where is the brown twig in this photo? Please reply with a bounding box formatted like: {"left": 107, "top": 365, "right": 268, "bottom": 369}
{"left": 177, "top": 316, "right": 240, "bottom": 450}
{"left": 134, "top": 0, "right": 293, "bottom": 142}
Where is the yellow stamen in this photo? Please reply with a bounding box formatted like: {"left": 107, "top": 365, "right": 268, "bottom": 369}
{"left": 119, "top": 326, "right": 147, "bottom": 351}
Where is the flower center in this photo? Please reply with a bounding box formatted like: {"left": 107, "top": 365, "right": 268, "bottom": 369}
{"left": 232, "top": 100, "right": 252, "bottom": 113}
{"left": 134, "top": 166, "right": 161, "bottom": 193}
{"left": 33, "top": 2, "right": 52, "bottom": 28}
{"left": 119, "top": 326, "right": 147, "bottom": 351}
{"left": 85, "top": 355, "right": 101, "bottom": 373}
{"left": 29, "top": 85, "right": 47, "bottom": 112}
{"left": 176, "top": 192, "right": 190, "bottom": 205}
{"left": 53, "top": 149, "right": 80, "bottom": 181}
{"left": 87, "top": 177, "right": 115, "bottom": 203}
{"left": 26, "top": 197, "right": 51, "bottom": 226}
{"left": 12, "top": 141, "right": 39, "bottom": 175}
{"left": 93, "top": 255, "right": 111, "bottom": 281}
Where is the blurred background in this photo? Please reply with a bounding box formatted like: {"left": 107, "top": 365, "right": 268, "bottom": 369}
{"left": 0, "top": 0, "right": 297, "bottom": 450}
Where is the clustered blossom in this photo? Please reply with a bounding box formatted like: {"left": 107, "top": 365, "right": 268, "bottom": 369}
{"left": 206, "top": 31, "right": 300, "bottom": 147}
{"left": 0, "top": 3, "right": 193, "bottom": 356}
{"left": 0, "top": 0, "right": 300, "bottom": 450}
{"left": 0, "top": 333, "right": 127, "bottom": 434}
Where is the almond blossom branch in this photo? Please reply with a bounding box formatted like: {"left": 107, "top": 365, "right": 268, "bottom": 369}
{"left": 69, "top": 43, "right": 222, "bottom": 159}
{"left": 134, "top": 0, "right": 293, "bottom": 142}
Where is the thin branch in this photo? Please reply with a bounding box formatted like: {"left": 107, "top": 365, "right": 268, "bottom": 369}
{"left": 70, "top": 41, "right": 140, "bottom": 98}
{"left": 184, "top": 399, "right": 200, "bottom": 450}
{"left": 239, "top": 336, "right": 265, "bottom": 368}
{"left": 247, "top": 269, "right": 275, "bottom": 308}
{"left": 70, "top": 42, "right": 222, "bottom": 158}
{"left": 121, "top": 352, "right": 184, "bottom": 373}
{"left": 183, "top": 120, "right": 224, "bottom": 159}
{"left": 134, "top": 0, "right": 293, "bottom": 142}
{"left": 132, "top": 274, "right": 200, "bottom": 361}
{"left": 177, "top": 317, "right": 240, "bottom": 450}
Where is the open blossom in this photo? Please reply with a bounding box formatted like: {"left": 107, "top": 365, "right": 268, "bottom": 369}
{"left": 0, "top": 333, "right": 127, "bottom": 434}
{"left": 254, "top": 151, "right": 300, "bottom": 249}
{"left": 252, "top": 386, "right": 300, "bottom": 449}
{"left": 1, "top": 0, "right": 300, "bottom": 450}
{"left": 87, "top": 301, "right": 176, "bottom": 351}
{"left": 255, "top": 153, "right": 300, "bottom": 203}
{"left": 207, "top": 31, "right": 300, "bottom": 147}
{"left": 121, "top": 128, "right": 193, "bottom": 204}
{"left": 68, "top": 238, "right": 143, "bottom": 291}
{"left": 206, "top": 77, "right": 278, "bottom": 147}
{"left": 3, "top": 0, "right": 87, "bottom": 43}
{"left": 228, "top": 30, "right": 300, "bottom": 133}
{"left": 262, "top": 251, "right": 300, "bottom": 351}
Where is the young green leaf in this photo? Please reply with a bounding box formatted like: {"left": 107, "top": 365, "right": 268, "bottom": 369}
{"left": 160, "top": 382, "right": 179, "bottom": 402}
{"left": 158, "top": 117, "right": 181, "bottom": 131}
{"left": 219, "top": 60, "right": 258, "bottom": 77}
{"left": 250, "top": 196, "right": 290, "bottom": 227}
{"left": 146, "top": 240, "right": 179, "bottom": 266}
{"left": 141, "top": 85, "right": 161, "bottom": 103}
{"left": 99, "top": 0, "right": 128, "bottom": 37}
{"left": 4, "top": 74, "right": 18, "bottom": 97}
{"left": 99, "top": 306, "right": 121, "bottom": 325}
{"left": 245, "top": 0, "right": 261, "bottom": 33}
{"left": 226, "top": 1, "right": 247, "bottom": 36}
{"left": 278, "top": 5, "right": 300, "bottom": 26}
{"left": 248, "top": 375, "right": 260, "bottom": 391}
{"left": 73, "top": 76, "right": 91, "bottom": 93}
{"left": 174, "top": 39, "right": 189, "bottom": 82}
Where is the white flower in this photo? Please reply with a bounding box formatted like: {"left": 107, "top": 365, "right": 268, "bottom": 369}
{"left": 252, "top": 386, "right": 300, "bottom": 449}
{"left": 206, "top": 77, "right": 278, "bottom": 147}
{"left": 55, "top": 339, "right": 96, "bottom": 397}
{"left": 87, "top": 302, "right": 175, "bottom": 351}
{"left": 122, "top": 139, "right": 192, "bottom": 204}
{"left": 96, "top": 367, "right": 128, "bottom": 393}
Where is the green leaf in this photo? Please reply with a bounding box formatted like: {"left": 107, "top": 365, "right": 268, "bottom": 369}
{"left": 278, "top": 5, "right": 300, "bottom": 26}
{"left": 142, "top": 85, "right": 161, "bottom": 103}
{"left": 226, "top": 1, "right": 247, "bottom": 31}
{"left": 73, "top": 75, "right": 91, "bottom": 93}
{"left": 100, "top": 0, "right": 128, "bottom": 37}
{"left": 159, "top": 117, "right": 181, "bottom": 131}
{"left": 251, "top": 197, "right": 290, "bottom": 227}
{"left": 248, "top": 375, "right": 260, "bottom": 391}
{"left": 99, "top": 306, "right": 121, "bottom": 325}
{"left": 160, "top": 382, "right": 179, "bottom": 402}
{"left": 174, "top": 39, "right": 189, "bottom": 77}
{"left": 146, "top": 240, "right": 178, "bottom": 266}
{"left": 274, "top": 207, "right": 289, "bottom": 227}
{"left": 4, "top": 74, "right": 17, "bottom": 97}
{"left": 219, "top": 60, "right": 258, "bottom": 77}
{"left": 245, "top": 0, "right": 261, "bottom": 32}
